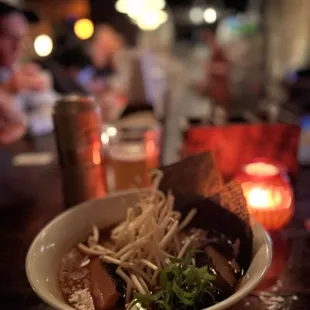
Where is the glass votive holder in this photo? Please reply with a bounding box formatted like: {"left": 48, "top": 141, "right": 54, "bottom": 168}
{"left": 237, "top": 160, "right": 294, "bottom": 231}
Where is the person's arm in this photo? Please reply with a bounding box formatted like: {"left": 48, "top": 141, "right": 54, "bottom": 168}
{"left": 0, "top": 63, "right": 51, "bottom": 94}
{"left": 0, "top": 89, "right": 27, "bottom": 144}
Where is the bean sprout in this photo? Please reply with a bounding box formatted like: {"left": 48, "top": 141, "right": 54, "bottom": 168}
{"left": 77, "top": 170, "right": 198, "bottom": 307}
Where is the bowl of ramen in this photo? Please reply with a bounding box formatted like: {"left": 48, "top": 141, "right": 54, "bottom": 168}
{"left": 26, "top": 153, "right": 272, "bottom": 310}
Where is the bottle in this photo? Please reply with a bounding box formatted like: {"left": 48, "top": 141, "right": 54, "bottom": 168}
{"left": 53, "top": 95, "right": 106, "bottom": 207}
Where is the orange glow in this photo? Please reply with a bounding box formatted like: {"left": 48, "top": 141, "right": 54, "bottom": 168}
{"left": 238, "top": 161, "right": 294, "bottom": 230}
{"left": 244, "top": 162, "right": 279, "bottom": 177}
{"left": 74, "top": 18, "right": 94, "bottom": 40}
{"left": 246, "top": 186, "right": 283, "bottom": 209}
{"left": 145, "top": 130, "right": 159, "bottom": 170}
{"left": 92, "top": 150, "right": 101, "bottom": 165}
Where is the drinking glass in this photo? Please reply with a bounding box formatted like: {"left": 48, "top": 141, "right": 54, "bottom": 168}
{"left": 107, "top": 125, "right": 160, "bottom": 191}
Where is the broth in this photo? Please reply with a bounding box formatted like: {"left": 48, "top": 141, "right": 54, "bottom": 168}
{"left": 59, "top": 228, "right": 243, "bottom": 310}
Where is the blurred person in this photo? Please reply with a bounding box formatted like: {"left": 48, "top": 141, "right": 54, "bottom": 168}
{"left": 90, "top": 24, "right": 124, "bottom": 78}
{"left": 0, "top": 1, "right": 57, "bottom": 143}
{"left": 202, "top": 31, "right": 230, "bottom": 108}
{"left": 75, "top": 24, "right": 131, "bottom": 122}
{"left": 0, "top": 89, "right": 26, "bottom": 143}
{"left": 196, "top": 30, "right": 231, "bottom": 118}
{"left": 0, "top": 2, "right": 41, "bottom": 89}
{"left": 79, "top": 25, "right": 125, "bottom": 94}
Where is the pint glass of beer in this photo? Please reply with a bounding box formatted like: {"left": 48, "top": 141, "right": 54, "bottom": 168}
{"left": 108, "top": 126, "right": 160, "bottom": 191}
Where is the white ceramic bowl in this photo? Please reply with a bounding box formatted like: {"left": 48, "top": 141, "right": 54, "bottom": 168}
{"left": 26, "top": 189, "right": 272, "bottom": 310}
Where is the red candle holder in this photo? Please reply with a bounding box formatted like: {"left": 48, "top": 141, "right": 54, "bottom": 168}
{"left": 237, "top": 160, "right": 294, "bottom": 231}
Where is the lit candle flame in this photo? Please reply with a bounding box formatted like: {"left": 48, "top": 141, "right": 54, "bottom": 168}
{"left": 238, "top": 161, "right": 293, "bottom": 230}
{"left": 246, "top": 186, "right": 282, "bottom": 209}
{"left": 244, "top": 162, "right": 279, "bottom": 177}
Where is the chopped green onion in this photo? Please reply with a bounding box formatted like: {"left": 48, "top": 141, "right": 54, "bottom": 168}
{"left": 172, "top": 281, "right": 195, "bottom": 306}
{"left": 133, "top": 250, "right": 217, "bottom": 309}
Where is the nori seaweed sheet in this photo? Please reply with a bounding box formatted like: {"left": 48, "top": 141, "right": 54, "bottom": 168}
{"left": 102, "top": 262, "right": 126, "bottom": 307}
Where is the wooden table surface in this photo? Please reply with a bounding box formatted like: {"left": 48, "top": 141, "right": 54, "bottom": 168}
{"left": 1, "top": 135, "right": 310, "bottom": 310}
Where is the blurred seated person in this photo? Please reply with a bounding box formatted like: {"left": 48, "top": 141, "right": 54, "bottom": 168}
{"left": 0, "top": 1, "right": 57, "bottom": 143}
{"left": 80, "top": 25, "right": 157, "bottom": 122}
{"left": 91, "top": 24, "right": 124, "bottom": 77}
{"left": 79, "top": 24, "right": 125, "bottom": 94}
{"left": 0, "top": 89, "right": 26, "bottom": 144}
{"left": 195, "top": 30, "right": 230, "bottom": 123}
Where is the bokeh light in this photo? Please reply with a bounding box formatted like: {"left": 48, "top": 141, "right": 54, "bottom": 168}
{"left": 115, "top": 0, "right": 166, "bottom": 19}
{"left": 189, "top": 7, "right": 204, "bottom": 24}
{"left": 127, "top": 0, "right": 147, "bottom": 19}
{"left": 136, "top": 10, "right": 168, "bottom": 31}
{"left": 115, "top": 0, "right": 127, "bottom": 13}
{"left": 115, "top": 0, "right": 168, "bottom": 31}
{"left": 34, "top": 34, "right": 53, "bottom": 57}
{"left": 203, "top": 8, "right": 217, "bottom": 24}
{"left": 74, "top": 18, "right": 94, "bottom": 40}
{"left": 145, "top": 0, "right": 166, "bottom": 11}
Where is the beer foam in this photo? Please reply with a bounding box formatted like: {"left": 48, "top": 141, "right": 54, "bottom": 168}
{"left": 109, "top": 143, "right": 146, "bottom": 161}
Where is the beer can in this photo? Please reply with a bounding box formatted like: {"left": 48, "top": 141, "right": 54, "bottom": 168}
{"left": 53, "top": 95, "right": 106, "bottom": 207}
